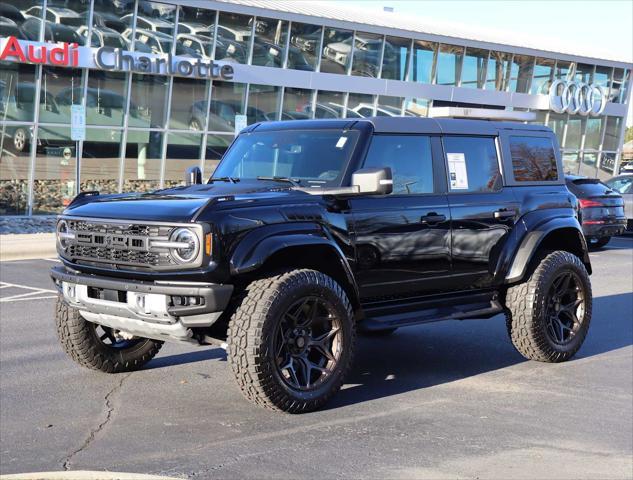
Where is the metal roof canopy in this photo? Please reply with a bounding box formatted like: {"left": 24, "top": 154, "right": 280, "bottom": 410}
{"left": 191, "top": 0, "right": 632, "bottom": 67}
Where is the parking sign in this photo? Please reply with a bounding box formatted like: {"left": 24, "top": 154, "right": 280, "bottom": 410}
{"left": 70, "top": 104, "right": 86, "bottom": 141}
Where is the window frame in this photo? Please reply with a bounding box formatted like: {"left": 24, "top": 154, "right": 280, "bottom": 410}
{"left": 498, "top": 130, "right": 564, "bottom": 186}
{"left": 441, "top": 135, "right": 504, "bottom": 195}
{"left": 359, "top": 133, "right": 446, "bottom": 196}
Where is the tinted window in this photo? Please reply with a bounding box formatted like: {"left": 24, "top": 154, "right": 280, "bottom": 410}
{"left": 214, "top": 130, "right": 359, "bottom": 186}
{"left": 510, "top": 136, "right": 558, "bottom": 182}
{"left": 443, "top": 137, "right": 501, "bottom": 192}
{"left": 567, "top": 178, "right": 613, "bottom": 196}
{"left": 363, "top": 135, "right": 434, "bottom": 194}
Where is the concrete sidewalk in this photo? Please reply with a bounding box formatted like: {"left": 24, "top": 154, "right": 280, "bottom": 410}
{"left": 0, "top": 234, "right": 56, "bottom": 261}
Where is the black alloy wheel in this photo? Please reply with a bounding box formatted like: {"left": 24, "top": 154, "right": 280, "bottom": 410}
{"left": 273, "top": 296, "right": 343, "bottom": 391}
{"left": 545, "top": 271, "right": 585, "bottom": 345}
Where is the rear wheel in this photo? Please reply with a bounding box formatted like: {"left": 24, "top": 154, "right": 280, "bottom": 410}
{"left": 13, "top": 127, "right": 28, "bottom": 153}
{"left": 590, "top": 236, "right": 610, "bottom": 249}
{"left": 55, "top": 297, "right": 163, "bottom": 373}
{"left": 505, "top": 251, "right": 592, "bottom": 363}
{"left": 227, "top": 269, "right": 355, "bottom": 413}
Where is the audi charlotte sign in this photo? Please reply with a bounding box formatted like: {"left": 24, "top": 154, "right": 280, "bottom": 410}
{"left": 548, "top": 79, "right": 606, "bottom": 117}
{"left": 0, "top": 36, "right": 234, "bottom": 80}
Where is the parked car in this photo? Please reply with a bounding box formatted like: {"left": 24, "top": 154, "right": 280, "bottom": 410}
{"left": 605, "top": 174, "right": 633, "bottom": 229}
{"left": 189, "top": 99, "right": 267, "bottom": 132}
{"left": 52, "top": 118, "right": 594, "bottom": 414}
{"left": 123, "top": 28, "right": 173, "bottom": 55}
{"left": 89, "top": 11, "right": 129, "bottom": 34}
{"left": 22, "top": 17, "right": 84, "bottom": 44}
{"left": 23, "top": 6, "right": 84, "bottom": 27}
{"left": 121, "top": 14, "right": 173, "bottom": 35}
{"left": 137, "top": 1, "right": 175, "bottom": 18}
{"left": 176, "top": 21, "right": 210, "bottom": 37}
{"left": 78, "top": 25, "right": 128, "bottom": 49}
{"left": 175, "top": 33, "right": 211, "bottom": 59}
{"left": 0, "top": 4, "right": 26, "bottom": 25}
{"left": 216, "top": 24, "right": 251, "bottom": 43}
{"left": 565, "top": 175, "right": 627, "bottom": 248}
{"left": 0, "top": 16, "right": 22, "bottom": 37}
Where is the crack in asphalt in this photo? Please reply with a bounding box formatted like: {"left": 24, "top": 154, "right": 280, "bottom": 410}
{"left": 61, "top": 373, "right": 131, "bottom": 471}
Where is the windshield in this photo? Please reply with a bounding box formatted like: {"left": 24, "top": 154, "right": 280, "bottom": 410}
{"left": 213, "top": 129, "right": 360, "bottom": 186}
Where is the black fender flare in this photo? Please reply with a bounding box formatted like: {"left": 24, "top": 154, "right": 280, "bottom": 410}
{"left": 230, "top": 223, "right": 360, "bottom": 308}
{"left": 503, "top": 211, "right": 591, "bottom": 284}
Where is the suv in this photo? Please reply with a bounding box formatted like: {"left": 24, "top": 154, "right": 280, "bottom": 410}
{"left": 51, "top": 118, "right": 593, "bottom": 413}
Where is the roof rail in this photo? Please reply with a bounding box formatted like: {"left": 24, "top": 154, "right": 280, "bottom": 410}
{"left": 429, "top": 107, "right": 536, "bottom": 122}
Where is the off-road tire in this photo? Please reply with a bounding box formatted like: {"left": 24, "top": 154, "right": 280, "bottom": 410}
{"left": 55, "top": 297, "right": 163, "bottom": 373}
{"left": 227, "top": 269, "right": 355, "bottom": 413}
{"left": 505, "top": 251, "right": 592, "bottom": 363}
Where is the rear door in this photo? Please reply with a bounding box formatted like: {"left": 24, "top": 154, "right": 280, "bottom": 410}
{"left": 441, "top": 135, "right": 519, "bottom": 290}
{"left": 350, "top": 134, "right": 451, "bottom": 299}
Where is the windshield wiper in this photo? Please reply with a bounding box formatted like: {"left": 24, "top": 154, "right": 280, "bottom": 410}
{"left": 209, "top": 176, "right": 239, "bottom": 184}
{"left": 256, "top": 176, "right": 301, "bottom": 186}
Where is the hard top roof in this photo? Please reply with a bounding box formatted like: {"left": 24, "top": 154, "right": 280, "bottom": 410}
{"left": 250, "top": 117, "right": 553, "bottom": 136}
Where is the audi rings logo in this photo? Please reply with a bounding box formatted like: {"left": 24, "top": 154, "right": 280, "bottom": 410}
{"left": 548, "top": 80, "right": 606, "bottom": 116}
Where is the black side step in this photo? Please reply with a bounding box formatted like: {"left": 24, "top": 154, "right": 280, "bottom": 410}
{"left": 359, "top": 291, "right": 504, "bottom": 332}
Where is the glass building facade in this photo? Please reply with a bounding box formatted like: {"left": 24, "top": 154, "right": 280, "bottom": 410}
{"left": 0, "top": 0, "right": 631, "bottom": 215}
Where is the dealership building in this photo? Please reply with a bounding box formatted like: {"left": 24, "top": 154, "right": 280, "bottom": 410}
{"left": 0, "top": 0, "right": 631, "bottom": 216}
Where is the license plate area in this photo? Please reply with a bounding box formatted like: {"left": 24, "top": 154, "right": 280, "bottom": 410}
{"left": 87, "top": 287, "right": 127, "bottom": 303}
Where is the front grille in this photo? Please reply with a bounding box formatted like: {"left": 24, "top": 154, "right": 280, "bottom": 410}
{"left": 62, "top": 219, "right": 183, "bottom": 269}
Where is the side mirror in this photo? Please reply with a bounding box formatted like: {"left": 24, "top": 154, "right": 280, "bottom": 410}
{"left": 185, "top": 166, "right": 202, "bottom": 185}
{"left": 352, "top": 167, "right": 393, "bottom": 195}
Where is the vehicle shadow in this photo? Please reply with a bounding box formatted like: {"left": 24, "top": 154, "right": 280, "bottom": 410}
{"left": 326, "top": 291, "right": 633, "bottom": 410}
{"left": 145, "top": 347, "right": 226, "bottom": 369}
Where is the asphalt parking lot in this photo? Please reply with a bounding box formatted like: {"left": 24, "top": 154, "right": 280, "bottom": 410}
{"left": 1, "top": 237, "right": 632, "bottom": 479}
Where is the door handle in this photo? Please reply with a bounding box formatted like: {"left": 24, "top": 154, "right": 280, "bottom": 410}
{"left": 420, "top": 212, "right": 446, "bottom": 224}
{"left": 494, "top": 209, "right": 516, "bottom": 219}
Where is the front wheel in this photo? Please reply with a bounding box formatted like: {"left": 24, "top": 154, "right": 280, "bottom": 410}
{"left": 505, "top": 251, "right": 592, "bottom": 363}
{"left": 227, "top": 269, "right": 355, "bottom": 413}
{"left": 55, "top": 297, "right": 163, "bottom": 373}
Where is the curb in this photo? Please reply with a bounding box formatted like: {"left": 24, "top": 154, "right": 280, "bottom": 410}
{"left": 0, "top": 233, "right": 57, "bottom": 261}
{"left": 0, "top": 472, "right": 181, "bottom": 480}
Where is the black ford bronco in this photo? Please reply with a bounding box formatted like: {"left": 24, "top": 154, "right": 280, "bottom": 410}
{"left": 51, "top": 117, "right": 593, "bottom": 413}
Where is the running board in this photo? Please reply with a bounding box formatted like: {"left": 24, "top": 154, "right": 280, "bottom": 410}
{"left": 359, "top": 291, "right": 504, "bottom": 332}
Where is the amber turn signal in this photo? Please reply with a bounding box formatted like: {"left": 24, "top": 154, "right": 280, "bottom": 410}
{"left": 205, "top": 233, "right": 212, "bottom": 255}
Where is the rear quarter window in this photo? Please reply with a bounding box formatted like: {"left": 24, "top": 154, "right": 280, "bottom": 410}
{"left": 509, "top": 136, "right": 558, "bottom": 182}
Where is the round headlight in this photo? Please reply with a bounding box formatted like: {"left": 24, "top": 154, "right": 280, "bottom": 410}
{"left": 57, "top": 220, "right": 69, "bottom": 251}
{"left": 170, "top": 228, "right": 199, "bottom": 263}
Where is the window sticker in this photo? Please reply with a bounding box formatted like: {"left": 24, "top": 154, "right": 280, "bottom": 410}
{"left": 336, "top": 136, "right": 348, "bottom": 149}
{"left": 447, "top": 152, "right": 469, "bottom": 190}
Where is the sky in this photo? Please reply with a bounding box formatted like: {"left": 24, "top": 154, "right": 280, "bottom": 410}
{"left": 340, "top": 0, "right": 633, "bottom": 126}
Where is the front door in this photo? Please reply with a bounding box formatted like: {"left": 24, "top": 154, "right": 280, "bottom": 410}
{"left": 350, "top": 134, "right": 451, "bottom": 300}
{"left": 441, "top": 135, "right": 519, "bottom": 290}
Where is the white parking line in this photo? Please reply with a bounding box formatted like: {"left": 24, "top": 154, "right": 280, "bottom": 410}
{"left": 0, "top": 282, "right": 56, "bottom": 293}
{"left": 0, "top": 282, "right": 57, "bottom": 303}
{"left": 1, "top": 295, "right": 57, "bottom": 303}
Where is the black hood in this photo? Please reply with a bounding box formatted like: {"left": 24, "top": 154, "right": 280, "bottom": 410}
{"left": 63, "top": 180, "right": 312, "bottom": 222}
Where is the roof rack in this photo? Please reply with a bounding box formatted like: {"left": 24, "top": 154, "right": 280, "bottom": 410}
{"left": 429, "top": 107, "right": 536, "bottom": 122}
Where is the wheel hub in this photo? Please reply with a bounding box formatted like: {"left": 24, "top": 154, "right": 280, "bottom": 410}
{"left": 274, "top": 296, "right": 342, "bottom": 391}
{"left": 545, "top": 271, "right": 585, "bottom": 345}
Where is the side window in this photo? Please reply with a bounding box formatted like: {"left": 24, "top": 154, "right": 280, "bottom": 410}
{"left": 363, "top": 135, "right": 434, "bottom": 194}
{"left": 443, "top": 136, "right": 501, "bottom": 193}
{"left": 510, "top": 135, "right": 558, "bottom": 181}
